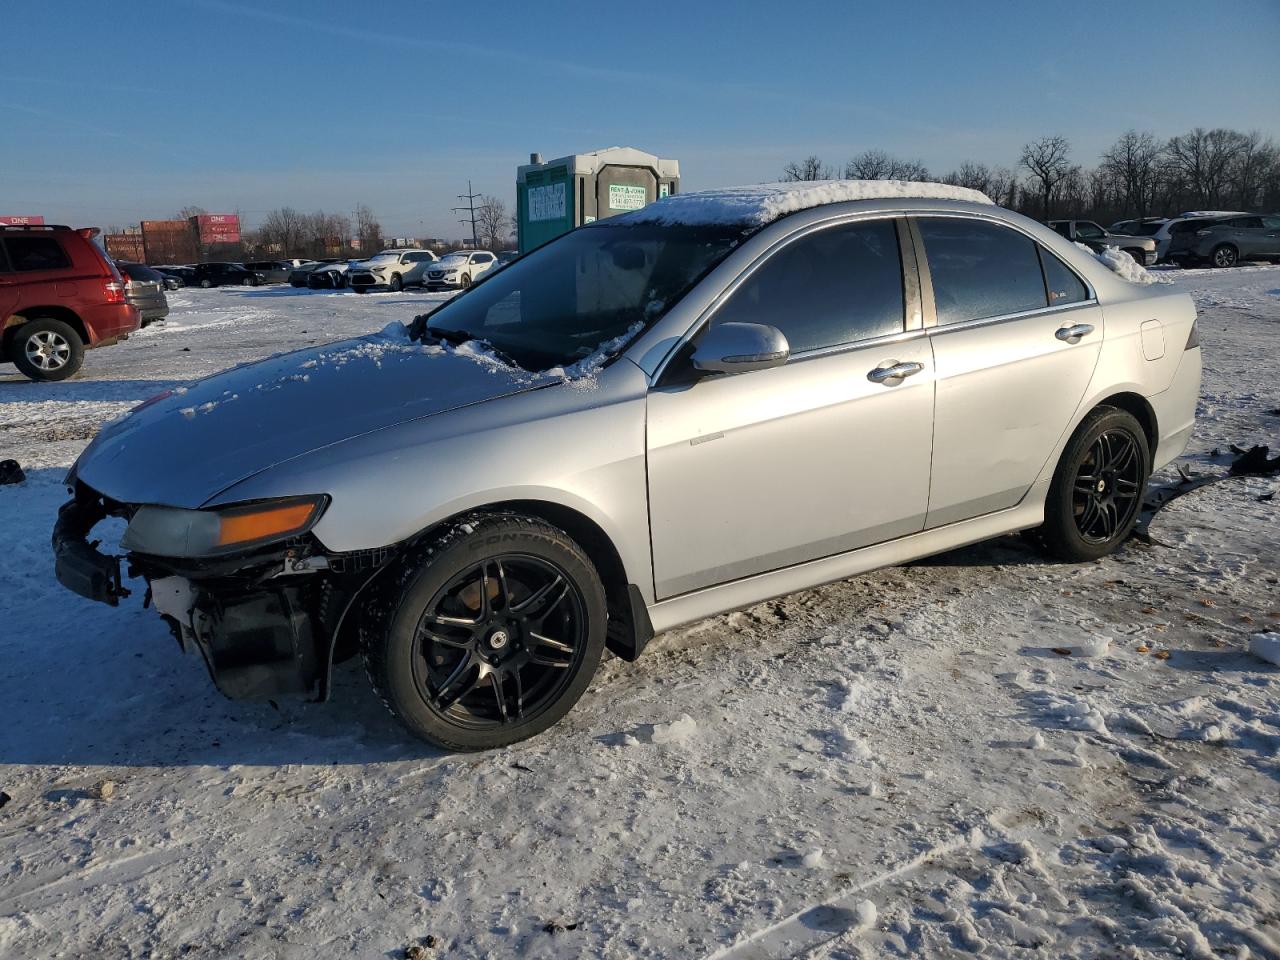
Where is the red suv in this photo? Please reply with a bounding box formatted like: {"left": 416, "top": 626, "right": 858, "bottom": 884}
{"left": 0, "top": 225, "right": 140, "bottom": 381}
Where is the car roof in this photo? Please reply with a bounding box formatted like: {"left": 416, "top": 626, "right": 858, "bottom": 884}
{"left": 610, "top": 179, "right": 994, "bottom": 228}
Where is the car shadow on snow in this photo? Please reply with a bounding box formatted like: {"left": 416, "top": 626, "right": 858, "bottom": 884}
{"left": 0, "top": 469, "right": 444, "bottom": 769}
{"left": 0, "top": 377, "right": 187, "bottom": 405}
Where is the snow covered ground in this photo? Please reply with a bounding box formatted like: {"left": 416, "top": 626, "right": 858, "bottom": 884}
{"left": 1, "top": 272, "right": 1277, "bottom": 959}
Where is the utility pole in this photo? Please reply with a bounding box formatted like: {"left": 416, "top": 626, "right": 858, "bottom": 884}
{"left": 452, "top": 180, "right": 480, "bottom": 248}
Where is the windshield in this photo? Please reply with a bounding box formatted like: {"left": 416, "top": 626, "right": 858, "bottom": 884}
{"left": 439, "top": 253, "right": 469, "bottom": 262}
{"left": 417, "top": 222, "right": 749, "bottom": 369}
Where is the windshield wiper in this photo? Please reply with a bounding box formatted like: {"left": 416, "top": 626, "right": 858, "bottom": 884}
{"left": 424, "top": 325, "right": 472, "bottom": 346}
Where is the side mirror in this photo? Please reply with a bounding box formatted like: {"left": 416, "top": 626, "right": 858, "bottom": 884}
{"left": 691, "top": 322, "right": 790, "bottom": 375}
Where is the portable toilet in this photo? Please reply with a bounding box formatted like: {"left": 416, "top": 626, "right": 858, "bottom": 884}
{"left": 516, "top": 146, "right": 680, "bottom": 253}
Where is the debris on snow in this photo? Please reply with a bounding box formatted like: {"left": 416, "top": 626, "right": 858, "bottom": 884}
{"left": 88, "top": 779, "right": 116, "bottom": 800}
{"left": 855, "top": 899, "right": 878, "bottom": 929}
{"left": 649, "top": 713, "right": 697, "bottom": 745}
{"left": 1248, "top": 632, "right": 1280, "bottom": 667}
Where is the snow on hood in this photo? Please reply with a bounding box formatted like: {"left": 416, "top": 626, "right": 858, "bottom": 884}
{"left": 613, "top": 180, "right": 994, "bottom": 227}
{"left": 72, "top": 323, "right": 555, "bottom": 508}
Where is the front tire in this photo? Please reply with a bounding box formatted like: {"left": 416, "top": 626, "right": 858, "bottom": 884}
{"left": 461, "top": 273, "right": 472, "bottom": 288}
{"left": 362, "top": 514, "right": 608, "bottom": 750}
{"left": 199, "top": 278, "right": 213, "bottom": 288}
{"left": 10, "top": 318, "right": 85, "bottom": 381}
{"left": 1211, "top": 244, "right": 1238, "bottom": 268}
{"left": 1040, "top": 407, "right": 1149, "bottom": 562}
{"left": 389, "top": 273, "right": 403, "bottom": 292}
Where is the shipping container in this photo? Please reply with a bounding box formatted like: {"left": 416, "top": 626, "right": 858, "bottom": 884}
{"left": 192, "top": 213, "right": 241, "bottom": 245}
{"left": 141, "top": 219, "right": 198, "bottom": 265}
{"left": 0, "top": 215, "right": 46, "bottom": 226}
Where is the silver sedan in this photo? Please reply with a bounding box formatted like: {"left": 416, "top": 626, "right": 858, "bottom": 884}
{"left": 54, "top": 182, "right": 1201, "bottom": 749}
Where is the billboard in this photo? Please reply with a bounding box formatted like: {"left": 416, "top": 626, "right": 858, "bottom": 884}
{"left": 0, "top": 215, "right": 45, "bottom": 226}
{"left": 104, "top": 234, "right": 146, "bottom": 261}
{"left": 192, "top": 214, "right": 240, "bottom": 245}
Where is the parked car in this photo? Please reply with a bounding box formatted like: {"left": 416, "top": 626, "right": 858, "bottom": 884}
{"left": 153, "top": 270, "right": 185, "bottom": 291}
{"left": 288, "top": 261, "right": 330, "bottom": 287}
{"left": 52, "top": 183, "right": 1200, "bottom": 749}
{"left": 0, "top": 225, "right": 138, "bottom": 381}
{"left": 244, "top": 261, "right": 294, "bottom": 284}
{"left": 1047, "top": 220, "right": 1158, "bottom": 265}
{"left": 424, "top": 250, "right": 498, "bottom": 290}
{"left": 496, "top": 250, "right": 519, "bottom": 264}
{"left": 348, "top": 249, "right": 438, "bottom": 293}
{"left": 156, "top": 265, "right": 198, "bottom": 287}
{"left": 306, "top": 261, "right": 352, "bottom": 289}
{"left": 1165, "top": 214, "right": 1280, "bottom": 268}
{"left": 116, "top": 261, "right": 170, "bottom": 326}
{"left": 189, "top": 262, "right": 266, "bottom": 288}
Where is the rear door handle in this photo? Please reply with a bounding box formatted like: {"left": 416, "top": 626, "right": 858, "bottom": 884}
{"left": 867, "top": 360, "right": 924, "bottom": 384}
{"left": 1055, "top": 323, "right": 1095, "bottom": 344}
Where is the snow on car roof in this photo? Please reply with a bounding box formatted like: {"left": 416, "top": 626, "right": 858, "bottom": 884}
{"left": 613, "top": 179, "right": 994, "bottom": 227}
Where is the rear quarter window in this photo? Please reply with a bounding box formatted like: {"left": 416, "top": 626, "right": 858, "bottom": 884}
{"left": 3, "top": 236, "right": 72, "bottom": 271}
{"left": 917, "top": 218, "right": 1048, "bottom": 325}
{"left": 1039, "top": 248, "right": 1089, "bottom": 307}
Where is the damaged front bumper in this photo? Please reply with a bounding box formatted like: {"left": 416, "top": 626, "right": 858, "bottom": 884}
{"left": 52, "top": 486, "right": 395, "bottom": 702}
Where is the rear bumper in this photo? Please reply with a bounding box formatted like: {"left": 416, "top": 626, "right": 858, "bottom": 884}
{"left": 81, "top": 302, "right": 140, "bottom": 346}
{"left": 1142, "top": 250, "right": 1158, "bottom": 267}
{"left": 1149, "top": 346, "right": 1202, "bottom": 472}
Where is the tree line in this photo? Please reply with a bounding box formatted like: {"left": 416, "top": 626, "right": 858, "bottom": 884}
{"left": 783, "top": 127, "right": 1280, "bottom": 224}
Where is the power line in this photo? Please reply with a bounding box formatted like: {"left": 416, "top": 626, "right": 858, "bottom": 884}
{"left": 451, "top": 180, "right": 480, "bottom": 248}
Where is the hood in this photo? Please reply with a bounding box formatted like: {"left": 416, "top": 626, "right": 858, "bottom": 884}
{"left": 73, "top": 325, "right": 551, "bottom": 508}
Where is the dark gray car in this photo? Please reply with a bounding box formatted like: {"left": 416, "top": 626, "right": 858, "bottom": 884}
{"left": 245, "top": 260, "right": 293, "bottom": 284}
{"left": 1165, "top": 214, "right": 1280, "bottom": 267}
{"left": 1048, "top": 220, "right": 1159, "bottom": 265}
{"left": 117, "top": 261, "right": 170, "bottom": 326}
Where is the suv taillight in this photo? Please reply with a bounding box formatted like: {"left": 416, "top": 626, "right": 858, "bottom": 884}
{"left": 103, "top": 280, "right": 126, "bottom": 304}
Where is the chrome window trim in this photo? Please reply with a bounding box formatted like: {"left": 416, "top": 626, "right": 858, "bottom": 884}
{"left": 906, "top": 211, "right": 1098, "bottom": 330}
{"left": 649, "top": 211, "right": 912, "bottom": 385}
{"left": 786, "top": 326, "right": 929, "bottom": 363}
{"left": 923, "top": 297, "right": 1100, "bottom": 338}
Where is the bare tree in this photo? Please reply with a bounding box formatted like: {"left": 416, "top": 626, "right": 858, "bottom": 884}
{"left": 174, "top": 205, "right": 208, "bottom": 220}
{"left": 844, "top": 150, "right": 930, "bottom": 181}
{"left": 1100, "top": 131, "right": 1163, "bottom": 219}
{"left": 474, "top": 195, "right": 510, "bottom": 250}
{"left": 257, "top": 207, "right": 308, "bottom": 256}
{"left": 781, "top": 156, "right": 831, "bottom": 181}
{"left": 1163, "top": 128, "right": 1243, "bottom": 209}
{"left": 943, "top": 162, "right": 1018, "bottom": 205}
{"left": 354, "top": 203, "right": 382, "bottom": 254}
{"left": 1228, "top": 131, "right": 1279, "bottom": 210}
{"left": 1019, "top": 136, "right": 1076, "bottom": 220}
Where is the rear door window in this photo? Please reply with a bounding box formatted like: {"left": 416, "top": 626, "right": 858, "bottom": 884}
{"left": 916, "top": 218, "right": 1048, "bottom": 325}
{"left": 1227, "top": 216, "right": 1263, "bottom": 229}
{"left": 1039, "top": 248, "right": 1089, "bottom": 307}
{"left": 4, "top": 236, "right": 72, "bottom": 271}
{"left": 710, "top": 218, "right": 905, "bottom": 354}
{"left": 1074, "top": 222, "right": 1105, "bottom": 240}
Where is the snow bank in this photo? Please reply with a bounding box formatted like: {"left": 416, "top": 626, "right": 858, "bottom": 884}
{"left": 618, "top": 180, "right": 993, "bottom": 227}
{"left": 1075, "top": 242, "right": 1159, "bottom": 285}
{"left": 1248, "top": 632, "right": 1280, "bottom": 667}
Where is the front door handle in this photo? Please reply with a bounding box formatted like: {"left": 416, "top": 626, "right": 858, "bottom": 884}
{"left": 1055, "top": 323, "right": 1095, "bottom": 344}
{"left": 867, "top": 360, "right": 924, "bottom": 384}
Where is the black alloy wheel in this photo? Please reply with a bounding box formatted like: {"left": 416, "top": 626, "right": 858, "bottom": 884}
{"left": 413, "top": 556, "right": 586, "bottom": 729}
{"left": 1070, "top": 430, "right": 1144, "bottom": 545}
{"left": 362, "top": 514, "right": 607, "bottom": 750}
{"left": 1040, "top": 406, "right": 1149, "bottom": 562}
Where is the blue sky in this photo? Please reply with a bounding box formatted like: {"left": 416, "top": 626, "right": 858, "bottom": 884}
{"left": 4, "top": 0, "right": 1278, "bottom": 238}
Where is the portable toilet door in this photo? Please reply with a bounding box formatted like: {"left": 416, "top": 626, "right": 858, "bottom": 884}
{"left": 518, "top": 163, "right": 574, "bottom": 254}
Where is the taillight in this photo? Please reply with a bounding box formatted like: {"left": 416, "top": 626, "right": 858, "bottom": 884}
{"left": 104, "top": 280, "right": 126, "bottom": 304}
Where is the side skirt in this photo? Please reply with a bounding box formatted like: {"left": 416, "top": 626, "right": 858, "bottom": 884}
{"left": 646, "top": 491, "right": 1047, "bottom": 635}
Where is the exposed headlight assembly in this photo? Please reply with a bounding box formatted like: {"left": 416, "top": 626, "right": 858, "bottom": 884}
{"left": 121, "top": 495, "right": 328, "bottom": 557}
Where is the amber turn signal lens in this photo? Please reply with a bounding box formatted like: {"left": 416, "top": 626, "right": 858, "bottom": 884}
{"left": 216, "top": 500, "right": 321, "bottom": 547}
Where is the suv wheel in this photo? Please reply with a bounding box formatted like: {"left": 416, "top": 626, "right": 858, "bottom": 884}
{"left": 1040, "top": 406, "right": 1149, "bottom": 562}
{"left": 11, "top": 318, "right": 85, "bottom": 382}
{"left": 199, "top": 278, "right": 213, "bottom": 288}
{"left": 389, "top": 273, "right": 403, "bottom": 292}
{"left": 362, "top": 514, "right": 608, "bottom": 750}
{"left": 1211, "top": 244, "right": 1238, "bottom": 268}
{"left": 461, "top": 273, "right": 472, "bottom": 288}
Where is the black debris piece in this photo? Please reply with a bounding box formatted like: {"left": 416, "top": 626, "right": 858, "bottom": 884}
{"left": 1229, "top": 445, "right": 1280, "bottom": 477}
{"left": 0, "top": 460, "right": 25, "bottom": 485}
{"left": 0, "top": 790, "right": 11, "bottom": 809}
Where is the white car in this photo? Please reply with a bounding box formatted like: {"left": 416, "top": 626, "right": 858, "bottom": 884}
{"left": 424, "top": 250, "right": 498, "bottom": 290}
{"left": 348, "top": 249, "right": 439, "bottom": 293}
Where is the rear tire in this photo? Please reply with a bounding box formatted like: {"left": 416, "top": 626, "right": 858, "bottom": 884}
{"left": 199, "top": 279, "right": 213, "bottom": 288}
{"left": 1211, "top": 244, "right": 1238, "bottom": 268}
{"left": 1040, "top": 407, "right": 1149, "bottom": 562}
{"left": 10, "top": 318, "right": 85, "bottom": 382}
{"left": 361, "top": 514, "right": 608, "bottom": 750}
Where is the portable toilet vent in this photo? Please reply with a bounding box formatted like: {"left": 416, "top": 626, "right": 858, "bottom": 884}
{"left": 516, "top": 146, "right": 680, "bottom": 253}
